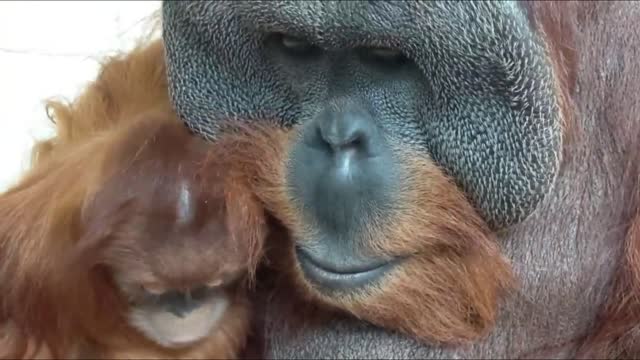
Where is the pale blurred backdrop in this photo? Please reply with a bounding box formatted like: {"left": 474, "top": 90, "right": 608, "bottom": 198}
{"left": 0, "top": 1, "right": 161, "bottom": 191}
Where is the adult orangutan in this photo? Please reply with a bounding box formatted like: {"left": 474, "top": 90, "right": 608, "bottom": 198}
{"left": 162, "top": 1, "right": 640, "bottom": 358}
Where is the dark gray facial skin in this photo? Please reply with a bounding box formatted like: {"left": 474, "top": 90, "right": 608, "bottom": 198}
{"left": 161, "top": 1, "right": 640, "bottom": 358}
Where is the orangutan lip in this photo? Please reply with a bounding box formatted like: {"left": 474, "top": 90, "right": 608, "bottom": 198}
{"left": 295, "top": 247, "right": 397, "bottom": 291}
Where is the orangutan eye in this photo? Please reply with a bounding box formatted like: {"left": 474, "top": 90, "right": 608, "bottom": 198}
{"left": 281, "top": 34, "right": 312, "bottom": 51}
{"left": 140, "top": 283, "right": 165, "bottom": 296}
{"left": 207, "top": 279, "right": 223, "bottom": 288}
{"left": 360, "top": 47, "right": 410, "bottom": 69}
{"left": 370, "top": 48, "right": 403, "bottom": 61}
{"left": 267, "top": 32, "right": 322, "bottom": 59}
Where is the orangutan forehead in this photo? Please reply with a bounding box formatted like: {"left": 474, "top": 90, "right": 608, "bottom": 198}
{"left": 221, "top": 1, "right": 531, "bottom": 50}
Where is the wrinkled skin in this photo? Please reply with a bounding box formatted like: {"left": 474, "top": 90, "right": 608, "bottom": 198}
{"left": 161, "top": 1, "right": 640, "bottom": 358}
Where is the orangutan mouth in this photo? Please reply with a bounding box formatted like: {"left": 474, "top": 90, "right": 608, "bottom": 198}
{"left": 295, "top": 246, "right": 401, "bottom": 292}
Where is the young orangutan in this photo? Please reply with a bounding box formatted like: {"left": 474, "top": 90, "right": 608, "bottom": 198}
{"left": 0, "top": 112, "right": 269, "bottom": 359}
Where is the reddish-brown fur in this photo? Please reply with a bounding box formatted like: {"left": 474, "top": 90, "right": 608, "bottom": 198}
{"left": 0, "top": 52, "right": 272, "bottom": 357}
{"left": 32, "top": 39, "right": 172, "bottom": 166}
{"left": 522, "top": 2, "right": 640, "bottom": 358}
{"left": 3, "top": 1, "right": 640, "bottom": 357}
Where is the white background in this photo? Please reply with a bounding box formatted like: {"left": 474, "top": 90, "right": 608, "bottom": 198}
{"left": 0, "top": 1, "right": 161, "bottom": 191}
